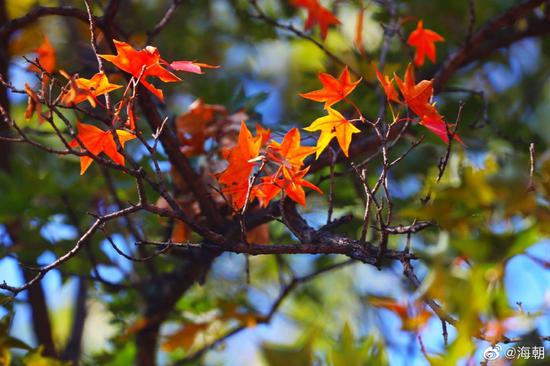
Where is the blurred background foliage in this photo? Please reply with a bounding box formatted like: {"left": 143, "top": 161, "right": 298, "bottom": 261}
{"left": 0, "top": 0, "right": 549, "bottom": 365}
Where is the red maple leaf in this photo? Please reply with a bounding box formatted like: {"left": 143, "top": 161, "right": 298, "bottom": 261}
{"left": 419, "top": 112, "right": 463, "bottom": 145}
{"left": 394, "top": 63, "right": 435, "bottom": 117}
{"left": 292, "top": 0, "right": 340, "bottom": 40}
{"left": 70, "top": 123, "right": 135, "bottom": 174}
{"left": 407, "top": 20, "right": 444, "bottom": 66}
{"left": 300, "top": 66, "right": 361, "bottom": 108}
{"left": 394, "top": 64, "right": 462, "bottom": 144}
{"left": 169, "top": 60, "right": 219, "bottom": 74}
{"left": 100, "top": 40, "right": 217, "bottom": 101}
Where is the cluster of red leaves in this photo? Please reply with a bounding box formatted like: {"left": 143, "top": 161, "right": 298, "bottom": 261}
{"left": 23, "top": 18, "right": 450, "bottom": 209}
{"left": 217, "top": 67, "right": 365, "bottom": 210}
{"left": 24, "top": 37, "right": 216, "bottom": 174}
{"left": 291, "top": 0, "right": 340, "bottom": 40}
{"left": 217, "top": 122, "right": 321, "bottom": 209}
{"left": 376, "top": 63, "right": 462, "bottom": 144}
{"left": 300, "top": 66, "right": 361, "bottom": 157}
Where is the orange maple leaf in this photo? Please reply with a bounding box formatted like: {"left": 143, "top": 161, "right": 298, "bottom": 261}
{"left": 28, "top": 36, "right": 56, "bottom": 74}
{"left": 253, "top": 128, "right": 319, "bottom": 206}
{"left": 217, "top": 121, "right": 265, "bottom": 209}
{"left": 254, "top": 166, "right": 321, "bottom": 207}
{"left": 407, "top": 20, "right": 444, "bottom": 67}
{"left": 99, "top": 40, "right": 180, "bottom": 101}
{"left": 61, "top": 72, "right": 122, "bottom": 107}
{"left": 394, "top": 64, "right": 462, "bottom": 144}
{"left": 161, "top": 322, "right": 209, "bottom": 352}
{"left": 24, "top": 83, "right": 48, "bottom": 124}
{"left": 368, "top": 296, "right": 432, "bottom": 332}
{"left": 304, "top": 107, "right": 360, "bottom": 158}
{"left": 100, "top": 41, "right": 217, "bottom": 102}
{"left": 292, "top": 0, "right": 340, "bottom": 40}
{"left": 176, "top": 99, "right": 227, "bottom": 156}
{"left": 70, "top": 122, "right": 135, "bottom": 175}
{"left": 265, "top": 128, "right": 316, "bottom": 170}
{"left": 375, "top": 69, "right": 400, "bottom": 103}
{"left": 300, "top": 66, "right": 361, "bottom": 108}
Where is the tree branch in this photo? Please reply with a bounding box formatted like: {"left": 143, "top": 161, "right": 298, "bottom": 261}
{"left": 432, "top": 0, "right": 549, "bottom": 90}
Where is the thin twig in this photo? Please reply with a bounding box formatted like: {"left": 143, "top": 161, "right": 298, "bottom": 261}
{"left": 83, "top": 0, "right": 110, "bottom": 110}
{"left": 528, "top": 142, "right": 536, "bottom": 192}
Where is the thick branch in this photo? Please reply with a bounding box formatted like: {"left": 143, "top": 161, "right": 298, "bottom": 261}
{"left": 62, "top": 277, "right": 87, "bottom": 364}
{"left": 21, "top": 269, "right": 58, "bottom": 358}
{"left": 137, "top": 240, "right": 414, "bottom": 264}
{"left": 0, "top": 6, "right": 90, "bottom": 38}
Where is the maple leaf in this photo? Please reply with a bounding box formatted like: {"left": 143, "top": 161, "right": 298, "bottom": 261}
{"left": 407, "top": 20, "right": 444, "bottom": 66}
{"left": 28, "top": 36, "right": 56, "bottom": 74}
{"left": 24, "top": 83, "right": 48, "bottom": 124}
{"left": 254, "top": 166, "right": 322, "bottom": 207}
{"left": 420, "top": 112, "right": 464, "bottom": 145}
{"left": 161, "top": 323, "right": 209, "bottom": 352}
{"left": 217, "top": 123, "right": 320, "bottom": 209}
{"left": 375, "top": 69, "right": 400, "bottom": 103}
{"left": 304, "top": 107, "right": 360, "bottom": 158}
{"left": 265, "top": 128, "right": 316, "bottom": 170}
{"left": 292, "top": 0, "right": 340, "bottom": 40}
{"left": 255, "top": 123, "right": 271, "bottom": 146}
{"left": 169, "top": 60, "right": 220, "bottom": 74}
{"left": 176, "top": 99, "right": 227, "bottom": 156}
{"left": 100, "top": 41, "right": 217, "bottom": 102}
{"left": 394, "top": 64, "right": 462, "bottom": 144}
{"left": 61, "top": 72, "right": 122, "bottom": 107}
{"left": 99, "top": 40, "right": 180, "bottom": 101}
{"left": 217, "top": 121, "right": 264, "bottom": 209}
{"left": 70, "top": 122, "right": 135, "bottom": 175}
{"left": 251, "top": 129, "right": 319, "bottom": 206}
{"left": 300, "top": 66, "right": 361, "bottom": 108}
{"left": 368, "top": 296, "right": 432, "bottom": 332}
{"left": 394, "top": 63, "right": 434, "bottom": 117}
{"left": 280, "top": 166, "right": 322, "bottom": 206}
